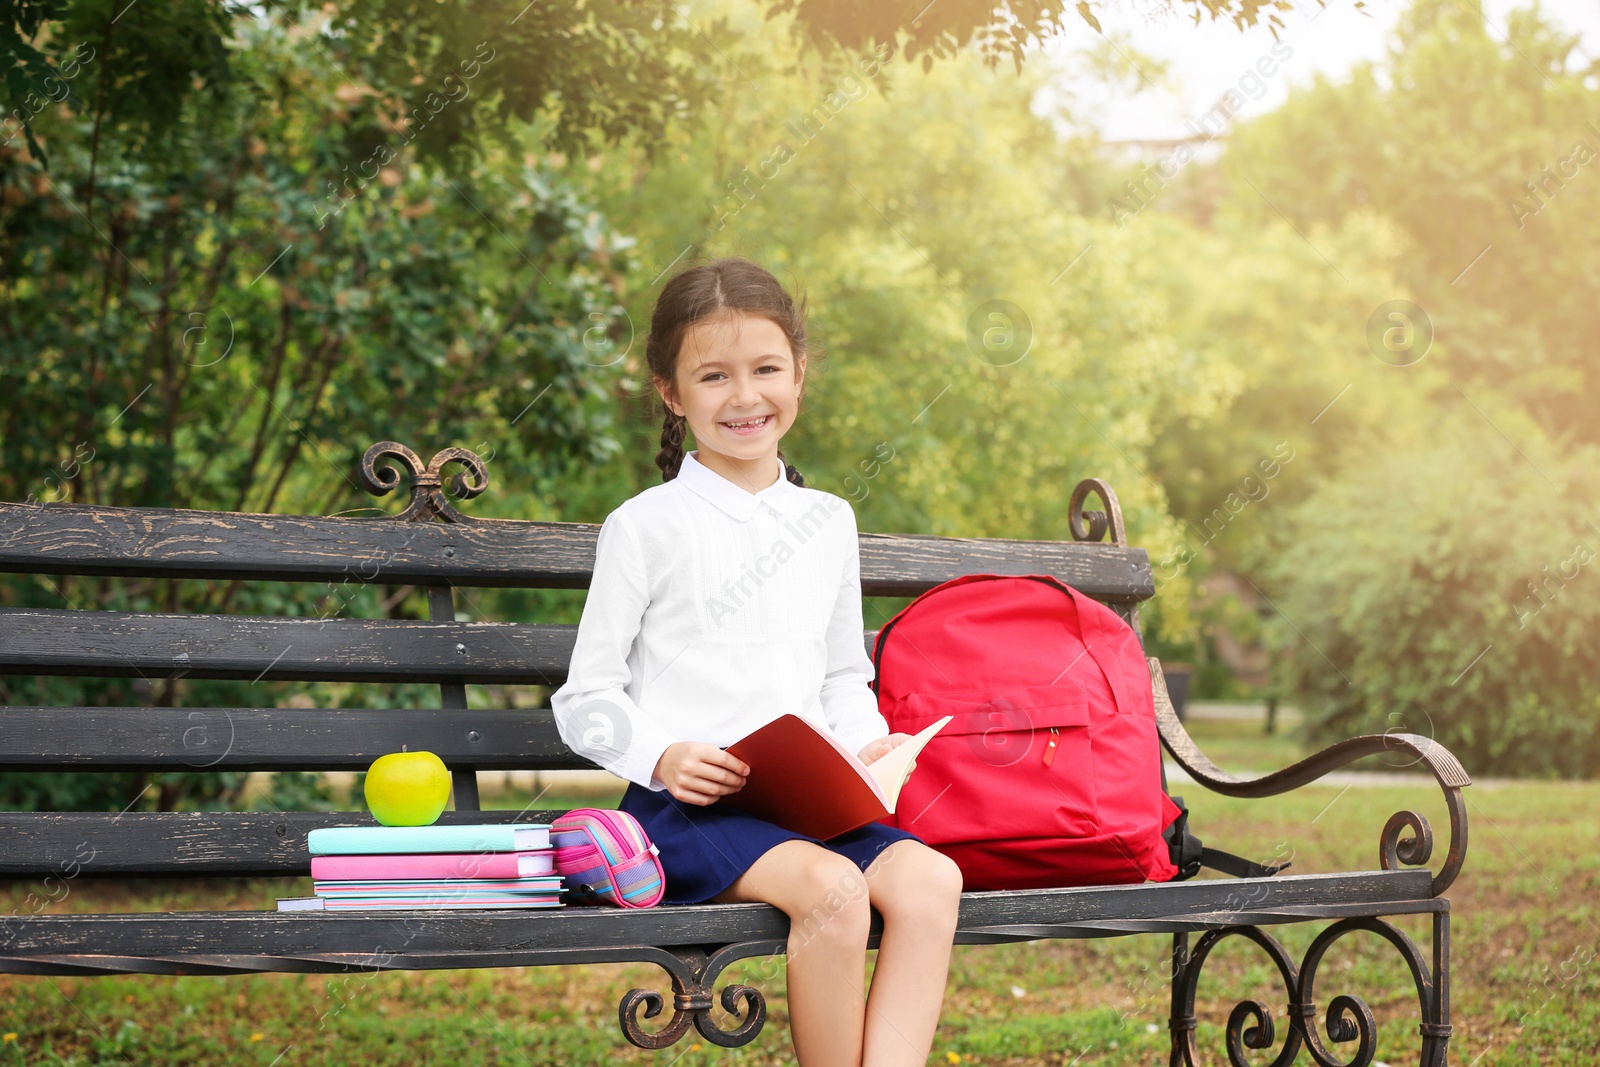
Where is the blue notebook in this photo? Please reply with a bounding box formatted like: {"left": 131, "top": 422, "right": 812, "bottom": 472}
{"left": 307, "top": 823, "right": 552, "bottom": 855}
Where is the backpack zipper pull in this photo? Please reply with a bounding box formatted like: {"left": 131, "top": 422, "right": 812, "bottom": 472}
{"left": 1042, "top": 727, "right": 1059, "bottom": 767}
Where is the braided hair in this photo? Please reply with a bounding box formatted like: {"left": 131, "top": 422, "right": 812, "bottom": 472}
{"left": 648, "top": 257, "right": 813, "bottom": 487}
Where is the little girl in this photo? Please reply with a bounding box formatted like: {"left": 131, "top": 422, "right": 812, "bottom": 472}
{"left": 551, "top": 256, "right": 964, "bottom": 1067}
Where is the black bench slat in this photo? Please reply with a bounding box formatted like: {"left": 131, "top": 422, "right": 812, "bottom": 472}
{"left": 0, "top": 948, "right": 703, "bottom": 977}
{"left": 0, "top": 707, "right": 590, "bottom": 772}
{"left": 0, "top": 810, "right": 561, "bottom": 877}
{"left": 0, "top": 608, "right": 571, "bottom": 683}
{"left": 0, "top": 608, "right": 887, "bottom": 684}
{"left": 0, "top": 945, "right": 703, "bottom": 977}
{"left": 866, "top": 536, "right": 1151, "bottom": 599}
{"left": 950, "top": 898, "right": 1448, "bottom": 942}
{"left": 0, "top": 871, "right": 1437, "bottom": 977}
{"left": 0, "top": 503, "right": 1155, "bottom": 601}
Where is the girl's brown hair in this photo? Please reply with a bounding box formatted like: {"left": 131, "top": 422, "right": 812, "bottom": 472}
{"left": 646, "top": 256, "right": 813, "bottom": 485}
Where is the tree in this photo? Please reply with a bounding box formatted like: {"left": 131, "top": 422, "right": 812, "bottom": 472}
{"left": 1219, "top": 0, "right": 1600, "bottom": 446}
{"left": 1192, "top": 0, "right": 1600, "bottom": 766}
{"left": 5, "top": 0, "right": 1323, "bottom": 166}
{"left": 1266, "top": 414, "right": 1600, "bottom": 777}
{"left": 2, "top": 0, "right": 724, "bottom": 167}
{"left": 0, "top": 9, "right": 642, "bottom": 811}
{"left": 573, "top": 13, "right": 1251, "bottom": 638}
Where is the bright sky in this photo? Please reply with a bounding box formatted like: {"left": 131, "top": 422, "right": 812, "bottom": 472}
{"left": 1038, "top": 0, "right": 1600, "bottom": 142}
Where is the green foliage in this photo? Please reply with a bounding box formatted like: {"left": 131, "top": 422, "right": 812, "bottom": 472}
{"left": 0, "top": 767, "right": 337, "bottom": 814}
{"left": 1201, "top": 0, "right": 1600, "bottom": 773}
{"left": 767, "top": 0, "right": 1315, "bottom": 73}
{"left": 2, "top": 10, "right": 637, "bottom": 517}
{"left": 1221, "top": 0, "right": 1600, "bottom": 446}
{"left": 50, "top": 0, "right": 236, "bottom": 150}
{"left": 1, "top": 0, "right": 70, "bottom": 162}
{"left": 325, "top": 0, "right": 722, "bottom": 164}
{"left": 0, "top": 8, "right": 645, "bottom": 810}
{"left": 577, "top": 12, "right": 1226, "bottom": 639}
{"left": 1266, "top": 416, "right": 1600, "bottom": 777}
{"left": 5, "top": 0, "right": 1320, "bottom": 166}
{"left": 3, "top": 0, "right": 726, "bottom": 168}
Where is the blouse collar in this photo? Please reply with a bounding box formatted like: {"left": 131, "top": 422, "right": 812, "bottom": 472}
{"left": 678, "top": 450, "right": 808, "bottom": 521}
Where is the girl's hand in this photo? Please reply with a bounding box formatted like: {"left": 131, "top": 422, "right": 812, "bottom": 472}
{"left": 857, "top": 733, "right": 916, "bottom": 773}
{"left": 653, "top": 742, "right": 750, "bottom": 806}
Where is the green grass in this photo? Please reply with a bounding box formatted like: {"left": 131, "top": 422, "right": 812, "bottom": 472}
{"left": 1174, "top": 706, "right": 1435, "bottom": 778}
{"left": 1175, "top": 711, "right": 1313, "bottom": 773}
{"left": 3, "top": 728, "right": 1597, "bottom": 1065}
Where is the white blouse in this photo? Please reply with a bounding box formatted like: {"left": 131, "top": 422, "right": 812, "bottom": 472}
{"left": 550, "top": 449, "right": 890, "bottom": 792}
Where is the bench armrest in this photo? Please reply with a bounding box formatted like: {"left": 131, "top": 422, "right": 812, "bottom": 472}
{"left": 1148, "top": 659, "right": 1470, "bottom": 897}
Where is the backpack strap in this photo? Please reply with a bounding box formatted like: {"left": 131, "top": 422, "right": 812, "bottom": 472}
{"left": 1198, "top": 845, "right": 1291, "bottom": 880}
{"left": 1164, "top": 794, "right": 1291, "bottom": 881}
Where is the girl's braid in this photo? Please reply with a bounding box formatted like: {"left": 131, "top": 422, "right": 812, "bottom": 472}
{"left": 779, "top": 449, "right": 806, "bottom": 487}
{"left": 655, "top": 408, "right": 689, "bottom": 482}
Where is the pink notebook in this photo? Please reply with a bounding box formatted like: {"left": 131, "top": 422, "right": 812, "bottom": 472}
{"left": 310, "top": 849, "right": 555, "bottom": 881}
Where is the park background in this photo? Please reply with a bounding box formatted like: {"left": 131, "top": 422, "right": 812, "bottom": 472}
{"left": 2, "top": 0, "right": 1598, "bottom": 1062}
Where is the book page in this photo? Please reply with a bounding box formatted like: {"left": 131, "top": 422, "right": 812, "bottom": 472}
{"left": 867, "top": 715, "right": 953, "bottom": 811}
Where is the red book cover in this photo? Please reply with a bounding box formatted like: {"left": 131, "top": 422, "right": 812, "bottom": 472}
{"left": 719, "top": 713, "right": 951, "bottom": 840}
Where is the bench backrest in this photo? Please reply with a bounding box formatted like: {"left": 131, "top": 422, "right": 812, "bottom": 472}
{"left": 0, "top": 441, "right": 1153, "bottom": 877}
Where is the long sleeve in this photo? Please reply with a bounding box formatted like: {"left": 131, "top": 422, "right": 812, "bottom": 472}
{"left": 817, "top": 504, "right": 891, "bottom": 758}
{"left": 550, "top": 509, "right": 680, "bottom": 791}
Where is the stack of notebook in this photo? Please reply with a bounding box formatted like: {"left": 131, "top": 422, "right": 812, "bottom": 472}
{"left": 277, "top": 821, "right": 564, "bottom": 911}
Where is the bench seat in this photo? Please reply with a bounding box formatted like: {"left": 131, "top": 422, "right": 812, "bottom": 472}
{"left": 2, "top": 869, "right": 1440, "bottom": 972}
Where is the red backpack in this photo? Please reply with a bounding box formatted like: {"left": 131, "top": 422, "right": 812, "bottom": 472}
{"left": 873, "top": 574, "right": 1278, "bottom": 890}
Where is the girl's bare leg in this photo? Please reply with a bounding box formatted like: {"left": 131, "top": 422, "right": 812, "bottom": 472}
{"left": 713, "top": 839, "right": 874, "bottom": 1067}
{"left": 859, "top": 840, "right": 964, "bottom": 1067}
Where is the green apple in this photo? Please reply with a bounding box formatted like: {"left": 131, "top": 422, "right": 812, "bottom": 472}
{"left": 364, "top": 748, "right": 451, "bottom": 826}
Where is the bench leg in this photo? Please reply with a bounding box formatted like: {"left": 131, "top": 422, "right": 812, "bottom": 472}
{"left": 1166, "top": 909, "right": 1453, "bottom": 1067}
{"left": 1167, "top": 932, "right": 1190, "bottom": 1067}
{"left": 618, "top": 939, "right": 785, "bottom": 1050}
{"left": 1423, "top": 909, "right": 1452, "bottom": 1067}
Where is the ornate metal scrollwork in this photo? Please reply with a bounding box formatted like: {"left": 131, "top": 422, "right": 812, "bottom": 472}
{"left": 1171, "top": 916, "right": 1451, "bottom": 1067}
{"left": 1150, "top": 665, "right": 1472, "bottom": 898}
{"left": 1068, "top": 477, "right": 1127, "bottom": 546}
{"left": 358, "top": 441, "right": 489, "bottom": 522}
{"left": 1171, "top": 925, "right": 1304, "bottom": 1067}
{"left": 1295, "top": 917, "right": 1449, "bottom": 1067}
{"left": 618, "top": 940, "right": 781, "bottom": 1049}
{"left": 1381, "top": 810, "right": 1434, "bottom": 870}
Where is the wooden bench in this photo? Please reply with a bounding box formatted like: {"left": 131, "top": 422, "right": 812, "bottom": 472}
{"left": 0, "top": 441, "right": 1468, "bottom": 1065}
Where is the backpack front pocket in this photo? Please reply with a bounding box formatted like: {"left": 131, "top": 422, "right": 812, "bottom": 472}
{"left": 890, "top": 686, "right": 1099, "bottom": 846}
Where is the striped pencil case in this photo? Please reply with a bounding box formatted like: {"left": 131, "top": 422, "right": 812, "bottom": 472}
{"left": 552, "top": 807, "right": 665, "bottom": 908}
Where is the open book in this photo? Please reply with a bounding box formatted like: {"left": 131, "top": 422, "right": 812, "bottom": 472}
{"left": 718, "top": 713, "right": 953, "bottom": 840}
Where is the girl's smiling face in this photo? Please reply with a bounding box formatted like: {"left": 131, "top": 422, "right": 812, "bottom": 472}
{"left": 655, "top": 312, "right": 805, "bottom": 491}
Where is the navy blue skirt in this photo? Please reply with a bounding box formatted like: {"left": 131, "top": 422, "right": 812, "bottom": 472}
{"left": 618, "top": 782, "right": 925, "bottom": 906}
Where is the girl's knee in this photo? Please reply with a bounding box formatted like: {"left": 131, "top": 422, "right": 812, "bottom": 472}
{"left": 928, "top": 850, "right": 965, "bottom": 914}
{"left": 786, "top": 854, "right": 872, "bottom": 945}
{"left": 873, "top": 845, "right": 963, "bottom": 924}
{"left": 915, "top": 849, "right": 965, "bottom": 918}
